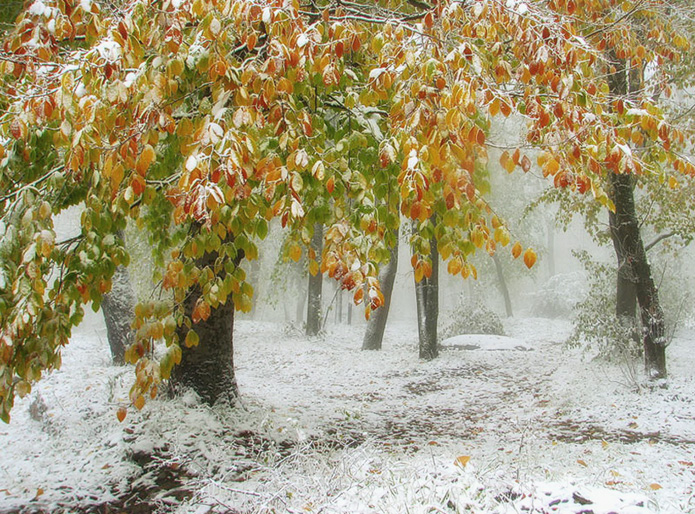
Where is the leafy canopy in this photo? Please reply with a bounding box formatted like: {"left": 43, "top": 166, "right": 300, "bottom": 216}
{"left": 0, "top": 0, "right": 691, "bottom": 421}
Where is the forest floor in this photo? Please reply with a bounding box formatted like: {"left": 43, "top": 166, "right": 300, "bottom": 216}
{"left": 1, "top": 314, "right": 695, "bottom": 513}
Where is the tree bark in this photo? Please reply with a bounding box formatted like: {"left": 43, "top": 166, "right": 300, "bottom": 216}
{"left": 414, "top": 225, "right": 438, "bottom": 360}
{"left": 362, "top": 228, "right": 399, "bottom": 350}
{"left": 606, "top": 52, "right": 667, "bottom": 379}
{"left": 172, "top": 248, "right": 239, "bottom": 405}
{"left": 101, "top": 256, "right": 135, "bottom": 365}
{"left": 306, "top": 223, "right": 324, "bottom": 336}
{"left": 492, "top": 253, "right": 513, "bottom": 317}
{"left": 608, "top": 173, "right": 667, "bottom": 378}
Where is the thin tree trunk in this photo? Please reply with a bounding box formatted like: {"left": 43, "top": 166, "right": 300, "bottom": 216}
{"left": 306, "top": 223, "right": 323, "bottom": 336}
{"left": 608, "top": 173, "right": 667, "bottom": 378}
{"left": 546, "top": 218, "right": 556, "bottom": 278}
{"left": 414, "top": 223, "right": 438, "bottom": 360}
{"left": 492, "top": 253, "right": 513, "bottom": 317}
{"left": 172, "top": 246, "right": 239, "bottom": 405}
{"left": 362, "top": 228, "right": 399, "bottom": 350}
{"left": 336, "top": 284, "right": 342, "bottom": 323}
{"left": 295, "top": 265, "right": 306, "bottom": 324}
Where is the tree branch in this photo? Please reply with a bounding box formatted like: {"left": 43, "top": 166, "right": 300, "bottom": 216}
{"left": 645, "top": 232, "right": 675, "bottom": 253}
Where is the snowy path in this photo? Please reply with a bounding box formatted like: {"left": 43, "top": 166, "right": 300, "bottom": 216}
{"left": 1, "top": 316, "right": 695, "bottom": 513}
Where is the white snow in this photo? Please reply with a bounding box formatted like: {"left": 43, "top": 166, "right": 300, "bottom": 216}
{"left": 1, "top": 314, "right": 695, "bottom": 513}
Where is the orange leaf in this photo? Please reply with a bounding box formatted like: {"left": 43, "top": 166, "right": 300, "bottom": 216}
{"left": 136, "top": 144, "right": 156, "bottom": 176}
{"left": 500, "top": 100, "right": 511, "bottom": 117}
{"left": 117, "top": 407, "right": 127, "bottom": 422}
{"left": 424, "top": 12, "right": 434, "bottom": 29}
{"left": 511, "top": 242, "right": 522, "bottom": 259}
{"left": 577, "top": 459, "right": 587, "bottom": 467}
{"left": 447, "top": 258, "right": 462, "bottom": 275}
{"left": 247, "top": 33, "right": 257, "bottom": 51}
{"left": 649, "top": 483, "right": 662, "bottom": 490}
{"left": 523, "top": 248, "right": 537, "bottom": 269}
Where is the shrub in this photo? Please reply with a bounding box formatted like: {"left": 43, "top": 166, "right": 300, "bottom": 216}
{"left": 439, "top": 297, "right": 505, "bottom": 340}
{"left": 567, "top": 251, "right": 641, "bottom": 359}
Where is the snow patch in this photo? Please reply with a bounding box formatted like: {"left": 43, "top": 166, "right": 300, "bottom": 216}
{"left": 441, "top": 334, "right": 533, "bottom": 351}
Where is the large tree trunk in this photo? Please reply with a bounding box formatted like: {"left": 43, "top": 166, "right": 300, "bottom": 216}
{"left": 306, "top": 224, "right": 324, "bottom": 336}
{"left": 362, "top": 228, "right": 399, "bottom": 350}
{"left": 101, "top": 259, "right": 135, "bottom": 365}
{"left": 172, "top": 249, "right": 239, "bottom": 405}
{"left": 607, "top": 53, "right": 667, "bottom": 379}
{"left": 492, "top": 253, "right": 513, "bottom": 317}
{"left": 414, "top": 225, "right": 438, "bottom": 360}
{"left": 608, "top": 173, "right": 667, "bottom": 378}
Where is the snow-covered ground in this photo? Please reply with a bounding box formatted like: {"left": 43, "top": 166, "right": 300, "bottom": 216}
{"left": 1, "top": 314, "right": 695, "bottom": 513}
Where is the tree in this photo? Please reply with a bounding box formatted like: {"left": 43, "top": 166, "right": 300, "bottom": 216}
{"left": 414, "top": 219, "right": 439, "bottom": 359}
{"left": 0, "top": 1, "right": 23, "bottom": 32}
{"left": 1, "top": 0, "right": 691, "bottom": 422}
{"left": 100, "top": 233, "right": 136, "bottom": 364}
{"left": 362, "top": 227, "right": 398, "bottom": 351}
{"left": 306, "top": 223, "right": 324, "bottom": 336}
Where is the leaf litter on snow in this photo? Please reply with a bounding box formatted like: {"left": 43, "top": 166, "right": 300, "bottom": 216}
{"left": 1, "top": 313, "right": 695, "bottom": 512}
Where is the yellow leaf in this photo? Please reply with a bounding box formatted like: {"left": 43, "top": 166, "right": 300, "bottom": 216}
{"left": 494, "top": 227, "right": 510, "bottom": 246}
{"left": 500, "top": 151, "right": 515, "bottom": 173}
{"left": 309, "top": 260, "right": 319, "bottom": 277}
{"left": 511, "top": 241, "right": 522, "bottom": 259}
{"left": 289, "top": 244, "right": 302, "bottom": 262}
{"left": 185, "top": 330, "right": 200, "bottom": 348}
{"left": 455, "top": 456, "right": 471, "bottom": 467}
{"left": 414, "top": 263, "right": 425, "bottom": 283}
{"left": 134, "top": 395, "right": 145, "bottom": 410}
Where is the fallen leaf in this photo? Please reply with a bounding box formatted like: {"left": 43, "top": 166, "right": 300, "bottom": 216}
{"left": 576, "top": 459, "right": 587, "bottom": 467}
{"left": 455, "top": 456, "right": 471, "bottom": 467}
{"left": 649, "top": 483, "right": 662, "bottom": 490}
